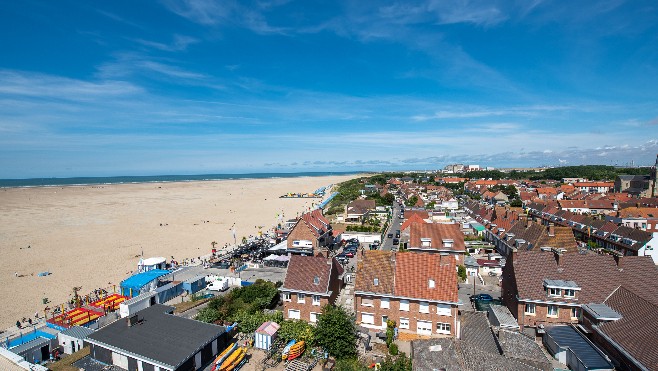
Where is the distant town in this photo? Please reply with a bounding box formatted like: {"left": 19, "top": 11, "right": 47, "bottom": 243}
{"left": 2, "top": 156, "right": 657, "bottom": 371}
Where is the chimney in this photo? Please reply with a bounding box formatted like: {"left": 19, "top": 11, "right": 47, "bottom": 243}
{"left": 548, "top": 223, "right": 555, "bottom": 237}
{"left": 613, "top": 253, "right": 621, "bottom": 267}
{"left": 527, "top": 216, "right": 532, "bottom": 229}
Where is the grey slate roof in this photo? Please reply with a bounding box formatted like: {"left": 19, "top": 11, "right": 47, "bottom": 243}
{"left": 86, "top": 304, "right": 225, "bottom": 369}
{"left": 412, "top": 338, "right": 463, "bottom": 371}
{"left": 60, "top": 325, "right": 95, "bottom": 339}
{"left": 460, "top": 312, "right": 499, "bottom": 355}
{"left": 545, "top": 325, "right": 613, "bottom": 370}
{"left": 10, "top": 336, "right": 50, "bottom": 354}
{"left": 487, "top": 304, "right": 520, "bottom": 330}
{"left": 498, "top": 330, "right": 552, "bottom": 370}
{"left": 582, "top": 303, "right": 622, "bottom": 320}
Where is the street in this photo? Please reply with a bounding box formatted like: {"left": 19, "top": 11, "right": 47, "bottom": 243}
{"left": 457, "top": 282, "right": 502, "bottom": 311}
{"left": 381, "top": 201, "right": 403, "bottom": 251}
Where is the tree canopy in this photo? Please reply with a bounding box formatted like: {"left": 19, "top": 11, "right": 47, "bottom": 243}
{"left": 314, "top": 305, "right": 358, "bottom": 359}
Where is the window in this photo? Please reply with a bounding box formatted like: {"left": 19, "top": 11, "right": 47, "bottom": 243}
{"left": 548, "top": 288, "right": 561, "bottom": 296}
{"left": 312, "top": 295, "right": 321, "bottom": 306}
{"left": 400, "top": 300, "right": 409, "bottom": 311}
{"left": 436, "top": 322, "right": 451, "bottom": 334}
{"left": 297, "top": 293, "right": 305, "bottom": 303}
{"left": 381, "top": 297, "right": 390, "bottom": 309}
{"left": 564, "top": 289, "right": 575, "bottom": 298}
{"left": 571, "top": 307, "right": 580, "bottom": 319}
{"left": 399, "top": 318, "right": 409, "bottom": 329}
{"left": 382, "top": 315, "right": 388, "bottom": 328}
{"left": 547, "top": 305, "right": 559, "bottom": 317}
{"left": 288, "top": 309, "right": 300, "bottom": 320}
{"left": 428, "top": 279, "right": 435, "bottom": 288}
{"left": 361, "top": 297, "right": 374, "bottom": 307}
{"left": 419, "top": 302, "right": 430, "bottom": 313}
{"left": 361, "top": 313, "right": 374, "bottom": 325}
{"left": 437, "top": 304, "right": 451, "bottom": 316}
{"left": 282, "top": 292, "right": 291, "bottom": 302}
{"left": 524, "top": 303, "right": 536, "bottom": 315}
{"left": 373, "top": 278, "right": 379, "bottom": 286}
{"left": 310, "top": 312, "right": 320, "bottom": 323}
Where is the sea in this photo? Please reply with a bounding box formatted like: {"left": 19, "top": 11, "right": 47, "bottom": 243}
{"left": 0, "top": 171, "right": 363, "bottom": 188}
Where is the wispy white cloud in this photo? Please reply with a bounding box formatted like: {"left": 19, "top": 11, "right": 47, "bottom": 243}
{"left": 133, "top": 34, "right": 199, "bottom": 52}
{"left": 162, "top": 0, "right": 288, "bottom": 34}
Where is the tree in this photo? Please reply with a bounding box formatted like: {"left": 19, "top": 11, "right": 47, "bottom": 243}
{"left": 278, "top": 319, "right": 316, "bottom": 344}
{"left": 510, "top": 199, "right": 523, "bottom": 207}
{"left": 405, "top": 196, "right": 418, "bottom": 207}
{"left": 315, "top": 305, "right": 358, "bottom": 359}
{"left": 457, "top": 265, "right": 467, "bottom": 282}
{"left": 380, "top": 353, "right": 412, "bottom": 371}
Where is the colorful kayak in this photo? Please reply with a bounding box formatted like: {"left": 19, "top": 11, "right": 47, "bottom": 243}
{"left": 220, "top": 346, "right": 247, "bottom": 371}
{"left": 287, "top": 340, "right": 305, "bottom": 361}
{"left": 281, "top": 339, "right": 296, "bottom": 360}
{"left": 212, "top": 343, "right": 237, "bottom": 371}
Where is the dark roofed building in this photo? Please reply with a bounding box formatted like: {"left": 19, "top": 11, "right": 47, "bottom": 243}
{"left": 86, "top": 304, "right": 227, "bottom": 371}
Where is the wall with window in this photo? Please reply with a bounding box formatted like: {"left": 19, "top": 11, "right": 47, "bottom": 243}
{"left": 354, "top": 295, "right": 458, "bottom": 336}
{"left": 517, "top": 302, "right": 580, "bottom": 327}
{"left": 282, "top": 292, "right": 330, "bottom": 322}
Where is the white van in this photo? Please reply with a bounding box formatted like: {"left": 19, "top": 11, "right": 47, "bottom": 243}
{"left": 292, "top": 240, "right": 313, "bottom": 249}
{"left": 207, "top": 277, "right": 229, "bottom": 291}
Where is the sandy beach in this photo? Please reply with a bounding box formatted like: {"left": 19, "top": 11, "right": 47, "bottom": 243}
{"left": 0, "top": 174, "right": 359, "bottom": 329}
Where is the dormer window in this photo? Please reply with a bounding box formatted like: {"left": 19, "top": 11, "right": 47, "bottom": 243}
{"left": 429, "top": 279, "right": 435, "bottom": 288}
{"left": 442, "top": 239, "right": 454, "bottom": 248}
{"left": 548, "top": 288, "right": 561, "bottom": 296}
{"left": 564, "top": 289, "right": 575, "bottom": 297}
{"left": 421, "top": 238, "right": 432, "bottom": 247}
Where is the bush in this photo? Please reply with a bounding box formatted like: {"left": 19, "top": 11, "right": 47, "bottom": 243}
{"left": 388, "top": 343, "right": 399, "bottom": 355}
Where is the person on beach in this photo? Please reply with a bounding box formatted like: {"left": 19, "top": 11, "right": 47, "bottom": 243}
{"left": 16, "top": 320, "right": 21, "bottom": 329}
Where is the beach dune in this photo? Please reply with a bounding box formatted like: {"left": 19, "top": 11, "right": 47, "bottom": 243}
{"left": 0, "top": 175, "right": 358, "bottom": 329}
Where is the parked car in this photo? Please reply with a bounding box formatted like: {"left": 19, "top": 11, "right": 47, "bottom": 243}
{"left": 470, "top": 293, "right": 493, "bottom": 303}
{"left": 395, "top": 230, "right": 400, "bottom": 238}
{"left": 387, "top": 233, "right": 394, "bottom": 238}
{"left": 392, "top": 238, "right": 399, "bottom": 245}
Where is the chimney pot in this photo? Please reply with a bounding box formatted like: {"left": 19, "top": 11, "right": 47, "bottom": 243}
{"left": 548, "top": 223, "right": 555, "bottom": 237}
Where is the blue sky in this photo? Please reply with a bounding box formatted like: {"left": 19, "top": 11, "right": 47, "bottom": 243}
{"left": 1, "top": 0, "right": 657, "bottom": 177}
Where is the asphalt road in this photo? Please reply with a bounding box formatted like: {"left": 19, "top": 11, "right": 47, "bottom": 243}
{"left": 381, "top": 202, "right": 403, "bottom": 251}
{"left": 458, "top": 282, "right": 502, "bottom": 311}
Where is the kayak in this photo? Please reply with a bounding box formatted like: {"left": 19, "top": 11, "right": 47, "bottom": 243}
{"left": 212, "top": 343, "right": 237, "bottom": 371}
{"left": 287, "top": 340, "right": 305, "bottom": 361}
{"left": 281, "top": 339, "right": 296, "bottom": 360}
{"left": 219, "top": 346, "right": 247, "bottom": 371}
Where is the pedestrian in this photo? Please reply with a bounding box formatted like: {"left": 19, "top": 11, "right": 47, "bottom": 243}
{"left": 14, "top": 272, "right": 18, "bottom": 277}
{"left": 34, "top": 311, "right": 38, "bottom": 319}
{"left": 16, "top": 320, "right": 21, "bottom": 329}
{"left": 28, "top": 318, "right": 32, "bottom": 325}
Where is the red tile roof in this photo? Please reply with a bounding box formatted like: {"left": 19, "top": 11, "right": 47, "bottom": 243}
{"left": 283, "top": 255, "right": 341, "bottom": 294}
{"left": 400, "top": 213, "right": 427, "bottom": 231}
{"left": 299, "top": 209, "right": 331, "bottom": 238}
{"left": 394, "top": 253, "right": 458, "bottom": 302}
{"left": 354, "top": 250, "right": 395, "bottom": 295}
{"left": 409, "top": 223, "right": 465, "bottom": 252}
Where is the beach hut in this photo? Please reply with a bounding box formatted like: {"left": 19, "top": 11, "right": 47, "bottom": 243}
{"left": 120, "top": 269, "right": 170, "bottom": 297}
{"left": 58, "top": 326, "right": 94, "bottom": 354}
{"left": 254, "top": 321, "right": 280, "bottom": 351}
{"left": 154, "top": 281, "right": 184, "bottom": 304}
{"left": 137, "top": 257, "right": 167, "bottom": 272}
{"left": 182, "top": 275, "right": 206, "bottom": 295}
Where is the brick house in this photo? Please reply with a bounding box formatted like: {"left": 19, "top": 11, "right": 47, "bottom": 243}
{"left": 279, "top": 255, "right": 344, "bottom": 324}
{"left": 354, "top": 251, "right": 460, "bottom": 337}
{"left": 407, "top": 222, "right": 466, "bottom": 257}
{"left": 501, "top": 248, "right": 658, "bottom": 331}
{"left": 286, "top": 209, "right": 333, "bottom": 254}
{"left": 344, "top": 199, "right": 376, "bottom": 223}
